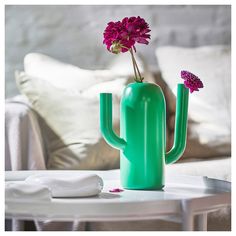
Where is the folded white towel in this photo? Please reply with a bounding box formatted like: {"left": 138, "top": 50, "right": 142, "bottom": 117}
{"left": 5, "top": 182, "right": 51, "bottom": 202}
{"left": 25, "top": 173, "right": 103, "bottom": 197}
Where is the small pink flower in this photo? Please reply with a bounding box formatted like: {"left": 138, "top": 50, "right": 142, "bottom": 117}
{"left": 103, "top": 16, "right": 151, "bottom": 54}
{"left": 109, "top": 188, "right": 124, "bottom": 193}
{"left": 181, "top": 70, "right": 204, "bottom": 93}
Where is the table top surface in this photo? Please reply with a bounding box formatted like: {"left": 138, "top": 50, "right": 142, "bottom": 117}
{"left": 5, "top": 170, "right": 231, "bottom": 221}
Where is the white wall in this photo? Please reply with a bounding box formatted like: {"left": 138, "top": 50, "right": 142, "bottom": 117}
{"left": 5, "top": 5, "right": 231, "bottom": 97}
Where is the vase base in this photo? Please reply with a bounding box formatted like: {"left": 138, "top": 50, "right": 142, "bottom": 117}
{"left": 122, "top": 185, "right": 165, "bottom": 191}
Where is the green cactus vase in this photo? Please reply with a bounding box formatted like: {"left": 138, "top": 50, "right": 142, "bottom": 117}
{"left": 100, "top": 82, "right": 189, "bottom": 190}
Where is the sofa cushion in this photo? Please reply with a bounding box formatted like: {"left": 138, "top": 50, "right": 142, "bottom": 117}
{"left": 16, "top": 52, "right": 157, "bottom": 170}
{"left": 156, "top": 45, "right": 231, "bottom": 160}
{"left": 24, "top": 52, "right": 147, "bottom": 90}
{"left": 24, "top": 53, "right": 120, "bottom": 91}
{"left": 15, "top": 71, "right": 128, "bottom": 170}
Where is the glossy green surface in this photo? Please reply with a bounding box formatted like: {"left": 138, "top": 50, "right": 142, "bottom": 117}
{"left": 100, "top": 82, "right": 189, "bottom": 190}
{"left": 100, "top": 93, "right": 126, "bottom": 150}
{"left": 166, "top": 84, "right": 189, "bottom": 164}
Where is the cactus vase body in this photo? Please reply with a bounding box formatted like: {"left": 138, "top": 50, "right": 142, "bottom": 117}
{"left": 100, "top": 82, "right": 189, "bottom": 190}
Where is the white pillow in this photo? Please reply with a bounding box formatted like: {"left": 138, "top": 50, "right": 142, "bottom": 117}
{"left": 156, "top": 46, "right": 231, "bottom": 155}
{"left": 81, "top": 77, "right": 131, "bottom": 99}
{"left": 107, "top": 52, "right": 144, "bottom": 76}
{"left": 15, "top": 71, "right": 129, "bottom": 170}
{"left": 20, "top": 53, "right": 156, "bottom": 169}
{"left": 24, "top": 53, "right": 126, "bottom": 91}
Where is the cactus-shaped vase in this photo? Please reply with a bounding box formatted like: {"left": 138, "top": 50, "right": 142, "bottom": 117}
{"left": 100, "top": 82, "right": 189, "bottom": 190}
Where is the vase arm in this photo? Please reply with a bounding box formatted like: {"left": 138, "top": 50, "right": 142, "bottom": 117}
{"left": 165, "top": 84, "right": 189, "bottom": 164}
{"left": 100, "top": 93, "right": 126, "bottom": 150}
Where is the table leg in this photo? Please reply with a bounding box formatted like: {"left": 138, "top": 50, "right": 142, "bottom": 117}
{"left": 72, "top": 220, "right": 86, "bottom": 231}
{"left": 33, "top": 220, "right": 86, "bottom": 231}
{"left": 12, "top": 219, "right": 25, "bottom": 231}
{"left": 181, "top": 200, "right": 194, "bottom": 231}
{"left": 182, "top": 213, "right": 194, "bottom": 231}
{"left": 34, "top": 220, "right": 42, "bottom": 231}
{"left": 196, "top": 213, "right": 207, "bottom": 231}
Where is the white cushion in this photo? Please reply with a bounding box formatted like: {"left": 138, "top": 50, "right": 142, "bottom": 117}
{"left": 18, "top": 52, "right": 153, "bottom": 170}
{"left": 156, "top": 46, "right": 231, "bottom": 155}
{"left": 168, "top": 157, "right": 231, "bottom": 182}
{"left": 24, "top": 53, "right": 126, "bottom": 91}
{"left": 15, "top": 71, "right": 130, "bottom": 170}
{"left": 20, "top": 53, "right": 134, "bottom": 170}
{"left": 107, "top": 52, "right": 144, "bottom": 76}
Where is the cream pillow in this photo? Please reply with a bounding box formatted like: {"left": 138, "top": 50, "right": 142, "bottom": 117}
{"left": 15, "top": 71, "right": 130, "bottom": 170}
{"left": 24, "top": 53, "right": 127, "bottom": 91}
{"left": 156, "top": 45, "right": 231, "bottom": 158}
{"left": 20, "top": 53, "right": 154, "bottom": 169}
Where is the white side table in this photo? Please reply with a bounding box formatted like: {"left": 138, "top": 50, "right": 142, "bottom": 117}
{"left": 5, "top": 170, "right": 231, "bottom": 231}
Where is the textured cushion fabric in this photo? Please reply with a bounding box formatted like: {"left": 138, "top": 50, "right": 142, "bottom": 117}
{"left": 24, "top": 53, "right": 123, "bottom": 91}
{"left": 156, "top": 46, "right": 231, "bottom": 159}
{"left": 15, "top": 71, "right": 126, "bottom": 170}
{"left": 107, "top": 52, "right": 145, "bottom": 76}
{"left": 23, "top": 52, "right": 155, "bottom": 93}
{"left": 167, "top": 156, "right": 231, "bottom": 181}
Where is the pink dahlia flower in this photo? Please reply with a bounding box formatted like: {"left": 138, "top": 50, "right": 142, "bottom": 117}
{"left": 181, "top": 70, "right": 204, "bottom": 93}
{"left": 103, "top": 16, "right": 151, "bottom": 54}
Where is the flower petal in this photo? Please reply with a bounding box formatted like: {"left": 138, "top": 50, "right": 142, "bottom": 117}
{"left": 103, "top": 16, "right": 151, "bottom": 53}
{"left": 109, "top": 188, "right": 124, "bottom": 193}
{"left": 181, "top": 70, "right": 203, "bottom": 93}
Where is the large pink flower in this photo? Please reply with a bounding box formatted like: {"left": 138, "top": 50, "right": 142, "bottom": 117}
{"left": 103, "top": 16, "right": 151, "bottom": 54}
{"left": 181, "top": 70, "right": 204, "bottom": 93}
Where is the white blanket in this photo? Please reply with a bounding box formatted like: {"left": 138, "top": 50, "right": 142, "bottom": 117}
{"left": 6, "top": 173, "right": 103, "bottom": 201}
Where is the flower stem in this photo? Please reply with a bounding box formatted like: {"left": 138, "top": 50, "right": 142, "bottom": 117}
{"left": 130, "top": 48, "right": 143, "bottom": 82}
{"left": 130, "top": 50, "right": 138, "bottom": 82}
